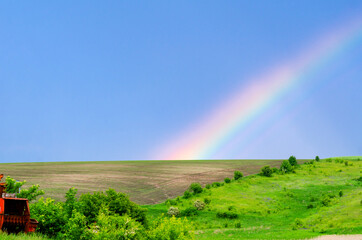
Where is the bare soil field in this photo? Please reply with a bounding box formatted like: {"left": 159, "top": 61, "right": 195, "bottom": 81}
{"left": 0, "top": 160, "right": 286, "bottom": 204}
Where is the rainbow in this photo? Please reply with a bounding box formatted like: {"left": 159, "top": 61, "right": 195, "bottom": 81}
{"left": 156, "top": 17, "right": 362, "bottom": 160}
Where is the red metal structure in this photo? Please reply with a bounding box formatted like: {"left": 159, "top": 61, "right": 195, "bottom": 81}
{"left": 0, "top": 174, "right": 38, "bottom": 233}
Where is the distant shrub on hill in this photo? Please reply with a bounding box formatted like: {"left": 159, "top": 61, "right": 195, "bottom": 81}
{"left": 280, "top": 160, "right": 293, "bottom": 174}
{"left": 183, "top": 190, "right": 192, "bottom": 199}
{"left": 167, "top": 207, "right": 180, "bottom": 217}
{"left": 205, "top": 183, "right": 211, "bottom": 189}
{"left": 260, "top": 166, "right": 272, "bottom": 177}
{"left": 216, "top": 210, "right": 238, "bottom": 219}
{"left": 224, "top": 177, "right": 231, "bottom": 183}
{"left": 182, "top": 207, "right": 198, "bottom": 216}
{"left": 234, "top": 171, "right": 243, "bottom": 180}
{"left": 315, "top": 156, "right": 320, "bottom": 162}
{"left": 212, "top": 182, "right": 221, "bottom": 187}
{"left": 288, "top": 156, "right": 297, "bottom": 166}
{"left": 194, "top": 200, "right": 205, "bottom": 210}
{"left": 189, "top": 182, "right": 203, "bottom": 194}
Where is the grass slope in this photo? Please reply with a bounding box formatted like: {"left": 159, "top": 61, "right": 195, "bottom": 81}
{"left": 145, "top": 157, "right": 362, "bottom": 239}
{"left": 0, "top": 160, "right": 284, "bottom": 204}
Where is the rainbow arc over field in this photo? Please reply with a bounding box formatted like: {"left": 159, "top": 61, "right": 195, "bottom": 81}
{"left": 157, "top": 18, "right": 362, "bottom": 160}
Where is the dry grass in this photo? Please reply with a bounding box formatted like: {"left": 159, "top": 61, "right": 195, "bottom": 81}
{"left": 0, "top": 160, "right": 287, "bottom": 204}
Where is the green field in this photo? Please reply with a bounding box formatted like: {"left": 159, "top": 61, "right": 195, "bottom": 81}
{"left": 145, "top": 157, "right": 362, "bottom": 239}
{"left": 0, "top": 159, "right": 284, "bottom": 204}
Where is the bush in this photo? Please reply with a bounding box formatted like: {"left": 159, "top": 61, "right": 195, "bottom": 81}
{"left": 165, "top": 199, "right": 177, "bottom": 206}
{"left": 204, "top": 197, "right": 211, "bottom": 205}
{"left": 339, "top": 190, "right": 343, "bottom": 197}
{"left": 224, "top": 177, "right": 231, "bottom": 183}
{"left": 148, "top": 216, "right": 194, "bottom": 240}
{"left": 17, "top": 184, "right": 45, "bottom": 202}
{"left": 216, "top": 211, "right": 238, "bottom": 219}
{"left": 183, "top": 190, "right": 192, "bottom": 199}
{"left": 30, "top": 197, "right": 67, "bottom": 237}
{"left": 260, "top": 166, "right": 272, "bottom": 177}
{"left": 79, "top": 189, "right": 147, "bottom": 225}
{"left": 345, "top": 161, "right": 349, "bottom": 166}
{"left": 315, "top": 156, "right": 320, "bottom": 162}
{"left": 288, "top": 156, "right": 297, "bottom": 166}
{"left": 234, "top": 171, "right": 243, "bottom": 180}
{"left": 181, "top": 207, "right": 198, "bottom": 217}
{"left": 189, "top": 182, "right": 203, "bottom": 194}
{"left": 205, "top": 184, "right": 211, "bottom": 189}
{"left": 212, "top": 182, "right": 221, "bottom": 187}
{"left": 271, "top": 167, "right": 279, "bottom": 173}
{"left": 280, "top": 160, "right": 293, "bottom": 174}
{"left": 235, "top": 222, "right": 241, "bottom": 228}
{"left": 87, "top": 213, "right": 145, "bottom": 240}
{"left": 167, "top": 207, "right": 180, "bottom": 217}
{"left": 193, "top": 200, "right": 205, "bottom": 210}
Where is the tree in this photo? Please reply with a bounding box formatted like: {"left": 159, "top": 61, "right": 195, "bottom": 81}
{"left": 315, "top": 156, "right": 320, "bottom": 162}
{"left": 288, "top": 156, "right": 297, "bottom": 166}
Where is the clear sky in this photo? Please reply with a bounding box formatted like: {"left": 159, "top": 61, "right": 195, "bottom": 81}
{"left": 1, "top": 1, "right": 361, "bottom": 162}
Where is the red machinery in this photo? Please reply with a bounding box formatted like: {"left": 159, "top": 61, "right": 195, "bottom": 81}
{"left": 0, "top": 174, "right": 38, "bottom": 233}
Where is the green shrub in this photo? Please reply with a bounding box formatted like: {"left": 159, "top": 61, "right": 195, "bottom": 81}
{"left": 87, "top": 213, "right": 145, "bottom": 240}
{"left": 260, "top": 166, "right": 272, "bottom": 177}
{"left": 189, "top": 182, "right": 203, "bottom": 194}
{"left": 345, "top": 161, "right": 349, "bottom": 166}
{"left": 315, "top": 156, "right": 320, "bottom": 162}
{"left": 307, "top": 204, "right": 314, "bottom": 209}
{"left": 339, "top": 190, "right": 343, "bottom": 197}
{"left": 280, "top": 160, "right": 293, "bottom": 174}
{"left": 326, "top": 158, "right": 332, "bottom": 162}
{"left": 17, "top": 184, "right": 45, "bottom": 202}
{"left": 193, "top": 200, "right": 205, "bottom": 210}
{"left": 148, "top": 216, "right": 194, "bottom": 240}
{"left": 165, "top": 199, "right": 177, "bottom": 206}
{"left": 235, "top": 222, "right": 241, "bottom": 228}
{"left": 216, "top": 211, "right": 238, "bottom": 219}
{"left": 224, "top": 177, "right": 231, "bottom": 183}
{"left": 30, "top": 197, "right": 66, "bottom": 237}
{"left": 205, "top": 184, "right": 211, "bottom": 189}
{"left": 271, "top": 167, "right": 279, "bottom": 173}
{"left": 204, "top": 197, "right": 211, "bottom": 205}
{"left": 288, "top": 156, "right": 297, "bottom": 166}
{"left": 183, "top": 190, "right": 192, "bottom": 199}
{"left": 79, "top": 189, "right": 147, "bottom": 225}
{"left": 212, "top": 182, "right": 221, "bottom": 187}
{"left": 234, "top": 171, "right": 243, "bottom": 180}
{"left": 181, "top": 207, "right": 198, "bottom": 216}
{"left": 167, "top": 207, "right": 180, "bottom": 217}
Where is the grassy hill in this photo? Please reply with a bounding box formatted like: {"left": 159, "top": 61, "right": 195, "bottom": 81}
{"left": 145, "top": 157, "right": 362, "bottom": 239}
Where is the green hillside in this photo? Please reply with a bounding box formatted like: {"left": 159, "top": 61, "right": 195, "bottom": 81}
{"left": 145, "top": 157, "right": 362, "bottom": 239}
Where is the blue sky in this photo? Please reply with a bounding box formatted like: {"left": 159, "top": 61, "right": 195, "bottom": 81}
{"left": 1, "top": 1, "right": 361, "bottom": 162}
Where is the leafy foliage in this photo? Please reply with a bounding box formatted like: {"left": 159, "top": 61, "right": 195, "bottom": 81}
{"left": 17, "top": 184, "right": 45, "bottom": 202}
{"left": 224, "top": 177, "right": 231, "bottom": 183}
{"left": 260, "top": 165, "right": 272, "bottom": 177}
{"left": 288, "top": 156, "right": 298, "bottom": 166}
{"left": 189, "top": 182, "right": 203, "bottom": 194}
{"left": 193, "top": 200, "right": 205, "bottom": 210}
{"left": 280, "top": 160, "right": 293, "bottom": 174}
{"left": 167, "top": 207, "right": 180, "bottom": 217}
{"left": 234, "top": 171, "right": 243, "bottom": 180}
{"left": 5, "top": 176, "right": 26, "bottom": 193}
